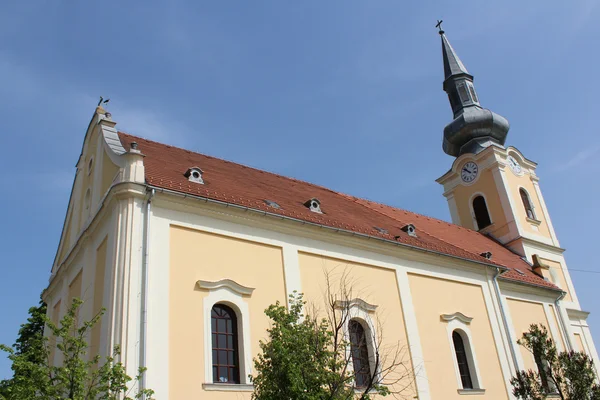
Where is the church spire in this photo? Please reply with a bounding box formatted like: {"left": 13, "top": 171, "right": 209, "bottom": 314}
{"left": 437, "top": 23, "right": 510, "bottom": 157}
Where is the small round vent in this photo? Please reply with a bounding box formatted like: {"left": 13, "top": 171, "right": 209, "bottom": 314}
{"left": 303, "top": 198, "right": 322, "bottom": 214}
{"left": 185, "top": 167, "right": 204, "bottom": 184}
{"left": 401, "top": 224, "right": 417, "bottom": 237}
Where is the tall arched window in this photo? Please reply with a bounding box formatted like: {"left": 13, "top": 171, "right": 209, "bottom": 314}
{"left": 520, "top": 188, "right": 536, "bottom": 220}
{"left": 349, "top": 320, "right": 372, "bottom": 388}
{"left": 472, "top": 195, "right": 491, "bottom": 230}
{"left": 211, "top": 304, "right": 239, "bottom": 384}
{"left": 452, "top": 331, "right": 474, "bottom": 389}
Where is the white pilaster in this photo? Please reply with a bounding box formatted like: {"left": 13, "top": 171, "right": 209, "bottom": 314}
{"left": 395, "top": 270, "right": 431, "bottom": 400}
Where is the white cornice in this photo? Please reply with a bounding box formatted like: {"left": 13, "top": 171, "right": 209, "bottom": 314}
{"left": 441, "top": 312, "right": 473, "bottom": 324}
{"left": 566, "top": 308, "right": 590, "bottom": 321}
{"left": 334, "top": 298, "right": 378, "bottom": 313}
{"left": 196, "top": 279, "right": 255, "bottom": 296}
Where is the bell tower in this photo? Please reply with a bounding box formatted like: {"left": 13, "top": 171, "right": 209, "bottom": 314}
{"left": 434, "top": 25, "right": 582, "bottom": 307}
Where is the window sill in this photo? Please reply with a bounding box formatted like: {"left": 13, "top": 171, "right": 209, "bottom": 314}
{"left": 526, "top": 217, "right": 542, "bottom": 226}
{"left": 202, "top": 383, "right": 254, "bottom": 392}
{"left": 457, "top": 388, "right": 486, "bottom": 395}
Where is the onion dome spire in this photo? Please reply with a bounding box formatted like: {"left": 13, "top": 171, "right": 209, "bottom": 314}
{"left": 437, "top": 21, "right": 510, "bottom": 157}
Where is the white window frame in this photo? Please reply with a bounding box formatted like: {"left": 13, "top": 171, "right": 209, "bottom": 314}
{"left": 441, "top": 312, "right": 485, "bottom": 395}
{"left": 518, "top": 186, "right": 537, "bottom": 221}
{"left": 198, "top": 279, "right": 254, "bottom": 390}
{"left": 337, "top": 298, "right": 381, "bottom": 386}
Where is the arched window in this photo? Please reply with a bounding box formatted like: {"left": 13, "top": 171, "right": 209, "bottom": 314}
{"left": 211, "top": 304, "right": 239, "bottom": 384}
{"left": 520, "top": 188, "right": 536, "bottom": 220}
{"left": 472, "top": 195, "right": 491, "bottom": 230}
{"left": 452, "top": 331, "right": 473, "bottom": 389}
{"left": 349, "top": 320, "right": 372, "bottom": 388}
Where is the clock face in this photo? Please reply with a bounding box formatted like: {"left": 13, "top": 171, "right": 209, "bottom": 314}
{"left": 507, "top": 155, "right": 522, "bottom": 175}
{"left": 461, "top": 161, "right": 478, "bottom": 183}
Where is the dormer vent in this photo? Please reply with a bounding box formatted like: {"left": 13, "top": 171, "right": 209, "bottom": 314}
{"left": 264, "top": 200, "right": 281, "bottom": 209}
{"left": 401, "top": 224, "right": 417, "bottom": 237}
{"left": 373, "top": 227, "right": 388, "bottom": 235}
{"left": 304, "top": 198, "right": 322, "bottom": 213}
{"left": 480, "top": 251, "right": 492, "bottom": 260}
{"left": 185, "top": 167, "right": 204, "bottom": 184}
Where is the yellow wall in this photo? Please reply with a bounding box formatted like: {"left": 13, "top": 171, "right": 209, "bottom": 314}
{"left": 506, "top": 298, "right": 552, "bottom": 371}
{"left": 574, "top": 333, "right": 587, "bottom": 354}
{"left": 50, "top": 299, "right": 61, "bottom": 365}
{"left": 409, "top": 273, "right": 508, "bottom": 399}
{"left": 68, "top": 270, "right": 82, "bottom": 308}
{"left": 297, "top": 252, "right": 415, "bottom": 397}
{"left": 453, "top": 167, "right": 506, "bottom": 233}
{"left": 169, "top": 226, "right": 286, "bottom": 399}
{"left": 503, "top": 171, "right": 551, "bottom": 239}
{"left": 100, "top": 151, "right": 119, "bottom": 197}
{"left": 540, "top": 258, "right": 572, "bottom": 302}
{"left": 91, "top": 237, "right": 108, "bottom": 357}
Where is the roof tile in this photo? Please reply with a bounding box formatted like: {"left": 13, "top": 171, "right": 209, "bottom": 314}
{"left": 117, "top": 132, "right": 560, "bottom": 291}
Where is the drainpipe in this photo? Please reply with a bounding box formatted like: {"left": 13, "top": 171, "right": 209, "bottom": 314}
{"left": 493, "top": 268, "right": 520, "bottom": 373}
{"left": 554, "top": 292, "right": 573, "bottom": 352}
{"left": 140, "top": 188, "right": 155, "bottom": 398}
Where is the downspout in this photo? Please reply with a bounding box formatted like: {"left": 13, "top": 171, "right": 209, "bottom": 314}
{"left": 493, "top": 267, "right": 520, "bottom": 372}
{"left": 554, "top": 291, "right": 573, "bottom": 352}
{"left": 140, "top": 188, "right": 155, "bottom": 398}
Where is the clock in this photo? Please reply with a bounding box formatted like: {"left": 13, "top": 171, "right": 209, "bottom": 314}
{"left": 507, "top": 155, "right": 522, "bottom": 175}
{"left": 461, "top": 161, "right": 478, "bottom": 183}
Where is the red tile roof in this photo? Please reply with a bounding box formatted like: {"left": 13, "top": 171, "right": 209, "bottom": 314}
{"left": 118, "top": 132, "right": 560, "bottom": 291}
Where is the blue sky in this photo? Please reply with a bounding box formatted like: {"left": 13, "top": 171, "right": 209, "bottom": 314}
{"left": 1, "top": 1, "right": 599, "bottom": 378}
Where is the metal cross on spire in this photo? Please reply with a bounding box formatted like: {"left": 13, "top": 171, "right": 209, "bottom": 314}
{"left": 436, "top": 20, "right": 444, "bottom": 35}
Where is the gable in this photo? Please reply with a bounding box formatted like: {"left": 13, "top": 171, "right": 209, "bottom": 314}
{"left": 52, "top": 108, "right": 126, "bottom": 274}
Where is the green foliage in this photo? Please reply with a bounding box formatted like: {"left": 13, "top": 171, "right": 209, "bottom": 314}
{"left": 511, "top": 324, "right": 600, "bottom": 400}
{"left": 0, "top": 297, "right": 154, "bottom": 400}
{"left": 251, "top": 292, "right": 389, "bottom": 400}
{"left": 0, "top": 298, "right": 47, "bottom": 398}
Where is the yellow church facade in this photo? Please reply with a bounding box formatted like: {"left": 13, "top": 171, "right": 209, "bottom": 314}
{"left": 42, "top": 31, "right": 598, "bottom": 400}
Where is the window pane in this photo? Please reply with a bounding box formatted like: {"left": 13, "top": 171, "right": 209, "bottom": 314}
{"left": 349, "top": 320, "right": 371, "bottom": 388}
{"left": 211, "top": 304, "right": 240, "bottom": 384}
{"left": 217, "top": 319, "right": 227, "bottom": 333}
{"left": 218, "top": 366, "right": 228, "bottom": 382}
{"left": 453, "top": 331, "right": 474, "bottom": 389}
{"left": 218, "top": 334, "right": 227, "bottom": 348}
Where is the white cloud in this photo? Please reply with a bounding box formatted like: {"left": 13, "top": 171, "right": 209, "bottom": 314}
{"left": 555, "top": 145, "right": 600, "bottom": 172}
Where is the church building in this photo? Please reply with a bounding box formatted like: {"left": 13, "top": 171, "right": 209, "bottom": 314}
{"left": 42, "top": 29, "right": 598, "bottom": 399}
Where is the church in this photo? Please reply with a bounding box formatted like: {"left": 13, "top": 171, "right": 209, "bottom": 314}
{"left": 42, "top": 28, "right": 598, "bottom": 399}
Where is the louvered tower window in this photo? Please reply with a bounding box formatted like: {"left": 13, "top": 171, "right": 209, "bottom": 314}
{"left": 520, "top": 188, "right": 536, "bottom": 220}
{"left": 472, "top": 196, "right": 491, "bottom": 230}
{"left": 468, "top": 84, "right": 479, "bottom": 103}
{"left": 349, "top": 320, "right": 372, "bottom": 388}
{"left": 211, "top": 304, "right": 240, "bottom": 384}
{"left": 452, "top": 331, "right": 474, "bottom": 389}
{"left": 457, "top": 83, "right": 471, "bottom": 103}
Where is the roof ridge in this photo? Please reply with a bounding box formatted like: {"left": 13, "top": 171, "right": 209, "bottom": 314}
{"left": 349, "top": 194, "right": 475, "bottom": 233}
{"left": 350, "top": 195, "right": 501, "bottom": 266}
{"left": 118, "top": 131, "right": 346, "bottom": 197}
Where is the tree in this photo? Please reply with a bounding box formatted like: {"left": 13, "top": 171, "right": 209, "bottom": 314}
{"left": 0, "top": 297, "right": 154, "bottom": 400}
{"left": 0, "top": 298, "right": 47, "bottom": 398}
{"left": 511, "top": 324, "right": 600, "bottom": 400}
{"left": 252, "top": 269, "right": 415, "bottom": 400}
